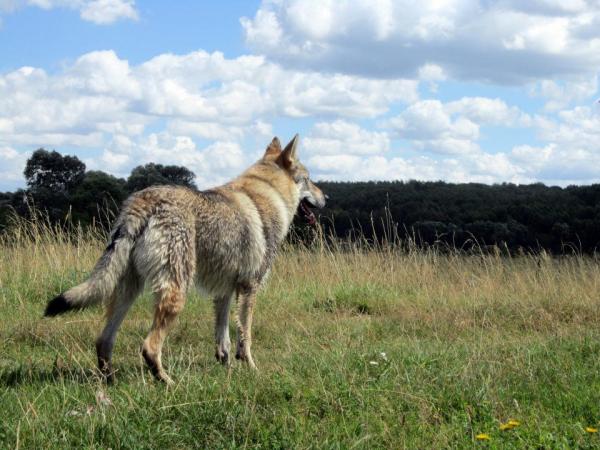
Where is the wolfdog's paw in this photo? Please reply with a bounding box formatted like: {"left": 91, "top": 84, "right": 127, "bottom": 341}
{"left": 96, "top": 353, "right": 116, "bottom": 384}
{"left": 158, "top": 372, "right": 175, "bottom": 386}
{"left": 141, "top": 348, "right": 174, "bottom": 385}
{"left": 100, "top": 369, "right": 116, "bottom": 385}
{"left": 215, "top": 348, "right": 229, "bottom": 365}
{"left": 235, "top": 348, "right": 257, "bottom": 370}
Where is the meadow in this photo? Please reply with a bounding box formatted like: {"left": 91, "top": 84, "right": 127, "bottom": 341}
{"left": 1, "top": 216, "right": 600, "bottom": 449}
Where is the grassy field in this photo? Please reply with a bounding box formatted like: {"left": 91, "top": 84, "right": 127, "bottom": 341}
{"left": 1, "top": 219, "right": 600, "bottom": 449}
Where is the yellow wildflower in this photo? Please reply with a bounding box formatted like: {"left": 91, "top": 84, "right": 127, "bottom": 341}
{"left": 499, "top": 419, "right": 520, "bottom": 431}
{"left": 476, "top": 433, "right": 491, "bottom": 441}
{"left": 586, "top": 427, "right": 598, "bottom": 433}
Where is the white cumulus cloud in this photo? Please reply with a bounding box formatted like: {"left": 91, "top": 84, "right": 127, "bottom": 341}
{"left": 387, "top": 100, "right": 480, "bottom": 155}
{"left": 303, "top": 120, "right": 390, "bottom": 156}
{"left": 79, "top": 0, "right": 137, "bottom": 24}
{"left": 0, "top": 49, "right": 418, "bottom": 152}
{"left": 529, "top": 76, "right": 599, "bottom": 111}
{"left": 385, "top": 97, "right": 531, "bottom": 156}
{"left": 301, "top": 116, "right": 529, "bottom": 185}
{"left": 242, "top": 0, "right": 600, "bottom": 83}
{"left": 19, "top": 0, "right": 138, "bottom": 24}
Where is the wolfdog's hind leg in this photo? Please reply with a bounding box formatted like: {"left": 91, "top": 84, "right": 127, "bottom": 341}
{"left": 96, "top": 265, "right": 143, "bottom": 384}
{"left": 142, "top": 284, "right": 186, "bottom": 385}
{"left": 214, "top": 292, "right": 234, "bottom": 365}
{"left": 141, "top": 221, "right": 195, "bottom": 384}
{"left": 235, "top": 282, "right": 258, "bottom": 370}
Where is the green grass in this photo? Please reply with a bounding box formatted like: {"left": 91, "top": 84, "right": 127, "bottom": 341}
{"left": 1, "top": 220, "right": 600, "bottom": 448}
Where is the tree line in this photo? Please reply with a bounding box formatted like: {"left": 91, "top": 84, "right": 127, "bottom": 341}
{"left": 1, "top": 148, "right": 599, "bottom": 254}
{"left": 314, "top": 181, "right": 600, "bottom": 254}
{"left": 0, "top": 149, "right": 195, "bottom": 230}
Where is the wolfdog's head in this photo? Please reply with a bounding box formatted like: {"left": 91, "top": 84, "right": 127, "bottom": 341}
{"left": 263, "top": 134, "right": 326, "bottom": 225}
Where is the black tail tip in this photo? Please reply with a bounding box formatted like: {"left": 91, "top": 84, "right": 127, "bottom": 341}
{"left": 44, "top": 294, "right": 72, "bottom": 317}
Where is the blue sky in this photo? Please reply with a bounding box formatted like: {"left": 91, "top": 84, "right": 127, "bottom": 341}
{"left": 1, "top": 0, "right": 599, "bottom": 191}
{"left": 0, "top": 1, "right": 257, "bottom": 71}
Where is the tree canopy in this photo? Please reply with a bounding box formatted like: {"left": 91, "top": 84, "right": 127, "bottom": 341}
{"left": 24, "top": 149, "right": 86, "bottom": 193}
{"left": 126, "top": 163, "right": 196, "bottom": 193}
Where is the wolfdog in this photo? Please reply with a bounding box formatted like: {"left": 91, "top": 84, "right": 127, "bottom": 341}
{"left": 44, "top": 135, "right": 326, "bottom": 384}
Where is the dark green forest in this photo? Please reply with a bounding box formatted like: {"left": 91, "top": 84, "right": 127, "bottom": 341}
{"left": 316, "top": 181, "right": 600, "bottom": 254}
{"left": 2, "top": 149, "right": 599, "bottom": 254}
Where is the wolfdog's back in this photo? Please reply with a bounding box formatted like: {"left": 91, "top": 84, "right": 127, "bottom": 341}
{"left": 126, "top": 184, "right": 263, "bottom": 298}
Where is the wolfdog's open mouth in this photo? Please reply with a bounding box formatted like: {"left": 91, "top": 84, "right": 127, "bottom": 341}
{"left": 299, "top": 199, "right": 317, "bottom": 225}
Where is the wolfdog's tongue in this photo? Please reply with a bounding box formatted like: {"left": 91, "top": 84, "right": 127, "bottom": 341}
{"left": 300, "top": 200, "right": 317, "bottom": 225}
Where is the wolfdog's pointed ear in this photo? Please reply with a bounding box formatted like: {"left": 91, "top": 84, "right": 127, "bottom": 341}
{"left": 263, "top": 137, "right": 282, "bottom": 159}
{"left": 278, "top": 134, "right": 299, "bottom": 168}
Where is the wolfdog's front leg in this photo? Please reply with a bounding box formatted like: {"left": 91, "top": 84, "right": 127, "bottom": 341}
{"left": 235, "top": 282, "right": 258, "bottom": 369}
{"left": 214, "top": 293, "right": 234, "bottom": 365}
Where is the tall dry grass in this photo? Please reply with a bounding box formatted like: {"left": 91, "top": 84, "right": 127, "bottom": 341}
{"left": 2, "top": 210, "right": 600, "bottom": 334}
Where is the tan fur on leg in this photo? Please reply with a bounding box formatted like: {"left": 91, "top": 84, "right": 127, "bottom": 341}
{"left": 142, "top": 286, "right": 186, "bottom": 384}
{"left": 235, "top": 282, "right": 258, "bottom": 369}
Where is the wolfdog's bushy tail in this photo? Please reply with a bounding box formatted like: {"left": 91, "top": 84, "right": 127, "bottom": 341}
{"left": 44, "top": 212, "right": 147, "bottom": 317}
